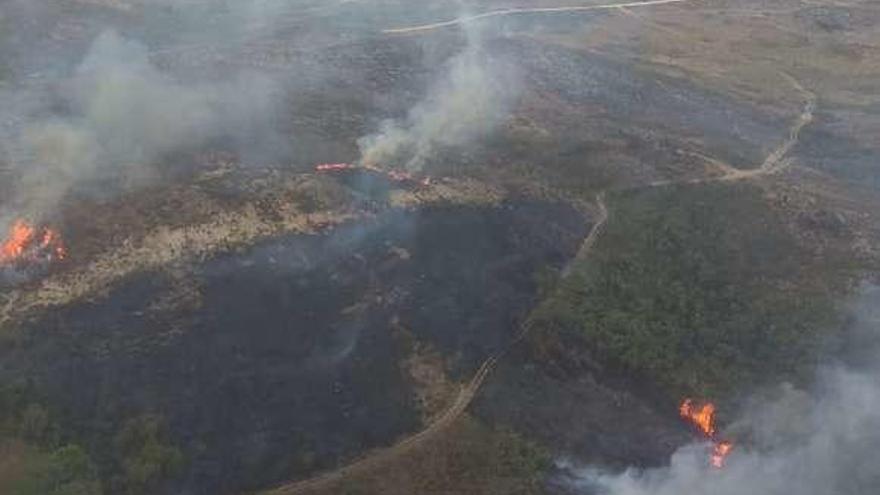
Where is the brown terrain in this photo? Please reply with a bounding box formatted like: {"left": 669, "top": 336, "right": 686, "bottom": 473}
{"left": 0, "top": 1, "right": 878, "bottom": 494}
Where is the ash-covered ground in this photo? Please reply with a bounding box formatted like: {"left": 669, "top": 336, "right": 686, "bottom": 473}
{"left": 0, "top": 1, "right": 879, "bottom": 494}
{"left": 3, "top": 200, "right": 585, "bottom": 493}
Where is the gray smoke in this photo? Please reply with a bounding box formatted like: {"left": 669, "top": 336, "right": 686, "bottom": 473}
{"left": 562, "top": 286, "right": 880, "bottom": 495}
{"left": 357, "top": 23, "right": 519, "bottom": 172}
{"left": 3, "top": 29, "right": 283, "bottom": 220}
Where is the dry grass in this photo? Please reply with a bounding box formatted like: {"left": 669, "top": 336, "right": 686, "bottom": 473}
{"left": 294, "top": 415, "right": 550, "bottom": 495}
{"left": 0, "top": 175, "right": 506, "bottom": 332}
{"left": 396, "top": 324, "right": 460, "bottom": 423}
{"left": 535, "top": 0, "right": 880, "bottom": 113}
{"left": 0, "top": 441, "right": 30, "bottom": 494}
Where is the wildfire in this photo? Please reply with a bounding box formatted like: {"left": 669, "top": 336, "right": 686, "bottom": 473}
{"left": 679, "top": 399, "right": 716, "bottom": 437}
{"left": 315, "top": 163, "right": 354, "bottom": 172}
{"left": 679, "top": 398, "right": 734, "bottom": 469}
{"left": 315, "top": 163, "right": 431, "bottom": 186}
{"left": 0, "top": 219, "right": 67, "bottom": 267}
{"left": 711, "top": 440, "right": 734, "bottom": 469}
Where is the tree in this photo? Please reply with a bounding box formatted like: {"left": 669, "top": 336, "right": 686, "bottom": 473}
{"left": 113, "top": 415, "right": 184, "bottom": 495}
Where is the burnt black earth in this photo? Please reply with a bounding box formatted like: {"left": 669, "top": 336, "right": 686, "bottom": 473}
{"left": 0, "top": 199, "right": 587, "bottom": 494}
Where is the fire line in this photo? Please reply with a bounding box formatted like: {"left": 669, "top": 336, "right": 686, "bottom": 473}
{"left": 0, "top": 219, "right": 67, "bottom": 267}
{"left": 315, "top": 163, "right": 431, "bottom": 186}
{"left": 679, "top": 398, "right": 734, "bottom": 468}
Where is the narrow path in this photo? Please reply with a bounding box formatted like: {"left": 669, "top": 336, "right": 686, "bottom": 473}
{"left": 266, "top": 356, "right": 499, "bottom": 494}
{"left": 651, "top": 72, "right": 816, "bottom": 187}
{"left": 383, "top": 0, "right": 695, "bottom": 35}
{"left": 266, "top": 194, "right": 609, "bottom": 495}
{"left": 561, "top": 191, "right": 608, "bottom": 278}
{"left": 264, "top": 72, "right": 816, "bottom": 494}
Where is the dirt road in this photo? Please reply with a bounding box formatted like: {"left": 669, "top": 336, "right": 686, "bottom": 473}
{"left": 562, "top": 191, "right": 608, "bottom": 278}
{"left": 265, "top": 191, "right": 612, "bottom": 495}
{"left": 264, "top": 72, "right": 816, "bottom": 494}
{"left": 383, "top": 0, "right": 695, "bottom": 34}
{"left": 266, "top": 356, "right": 499, "bottom": 494}
{"left": 650, "top": 72, "right": 816, "bottom": 187}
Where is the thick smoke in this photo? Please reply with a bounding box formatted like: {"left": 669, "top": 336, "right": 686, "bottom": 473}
{"left": 357, "top": 23, "right": 519, "bottom": 172}
{"left": 3, "top": 29, "right": 283, "bottom": 220}
{"left": 562, "top": 286, "right": 880, "bottom": 495}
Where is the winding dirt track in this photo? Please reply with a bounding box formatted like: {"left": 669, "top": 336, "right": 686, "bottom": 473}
{"left": 265, "top": 71, "right": 816, "bottom": 494}
{"left": 266, "top": 356, "right": 500, "bottom": 495}
{"left": 383, "top": 0, "right": 695, "bottom": 34}
{"left": 265, "top": 198, "right": 611, "bottom": 495}
{"left": 650, "top": 72, "right": 816, "bottom": 187}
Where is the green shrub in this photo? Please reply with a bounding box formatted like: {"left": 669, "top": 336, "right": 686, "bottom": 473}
{"left": 113, "top": 415, "right": 184, "bottom": 495}
{"left": 531, "top": 183, "right": 844, "bottom": 400}
{"left": 13, "top": 445, "right": 102, "bottom": 495}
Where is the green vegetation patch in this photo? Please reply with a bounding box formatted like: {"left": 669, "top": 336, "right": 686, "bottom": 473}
{"left": 0, "top": 384, "right": 101, "bottom": 495}
{"left": 9, "top": 444, "right": 102, "bottom": 495}
{"left": 0, "top": 383, "right": 183, "bottom": 495}
{"left": 530, "top": 182, "right": 844, "bottom": 401}
{"left": 320, "top": 415, "right": 551, "bottom": 495}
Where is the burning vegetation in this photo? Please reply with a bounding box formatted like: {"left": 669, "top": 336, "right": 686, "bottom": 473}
{"left": 315, "top": 163, "right": 431, "bottom": 187}
{"left": 0, "top": 219, "right": 67, "bottom": 268}
{"left": 679, "top": 399, "right": 734, "bottom": 468}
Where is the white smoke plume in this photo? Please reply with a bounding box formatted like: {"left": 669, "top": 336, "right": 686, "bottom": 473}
{"left": 561, "top": 286, "right": 880, "bottom": 495}
{"left": 4, "top": 29, "right": 282, "bottom": 219}
{"left": 357, "top": 23, "right": 519, "bottom": 172}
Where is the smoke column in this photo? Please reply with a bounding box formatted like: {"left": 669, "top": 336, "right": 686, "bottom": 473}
{"left": 561, "top": 285, "right": 880, "bottom": 495}
{"left": 357, "top": 21, "right": 519, "bottom": 172}
{"left": 2, "top": 26, "right": 283, "bottom": 221}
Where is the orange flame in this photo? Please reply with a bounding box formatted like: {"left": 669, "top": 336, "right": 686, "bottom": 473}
{"left": 316, "top": 163, "right": 354, "bottom": 172}
{"left": 0, "top": 219, "right": 67, "bottom": 266}
{"left": 711, "top": 440, "right": 734, "bottom": 468}
{"left": 679, "top": 399, "right": 717, "bottom": 437}
{"left": 1, "top": 220, "right": 36, "bottom": 262}
{"left": 679, "top": 398, "right": 734, "bottom": 469}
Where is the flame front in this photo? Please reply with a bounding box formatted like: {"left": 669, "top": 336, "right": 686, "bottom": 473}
{"left": 316, "top": 163, "right": 355, "bottom": 172}
{"left": 679, "top": 398, "right": 734, "bottom": 469}
{"left": 0, "top": 220, "right": 36, "bottom": 262}
{"left": 679, "top": 399, "right": 717, "bottom": 437}
{"left": 0, "top": 219, "right": 67, "bottom": 267}
{"left": 711, "top": 440, "right": 734, "bottom": 468}
{"left": 315, "top": 163, "right": 431, "bottom": 186}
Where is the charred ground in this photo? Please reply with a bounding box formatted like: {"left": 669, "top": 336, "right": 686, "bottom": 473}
{"left": 1, "top": 184, "right": 587, "bottom": 493}
{"left": 1, "top": 1, "right": 879, "bottom": 494}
